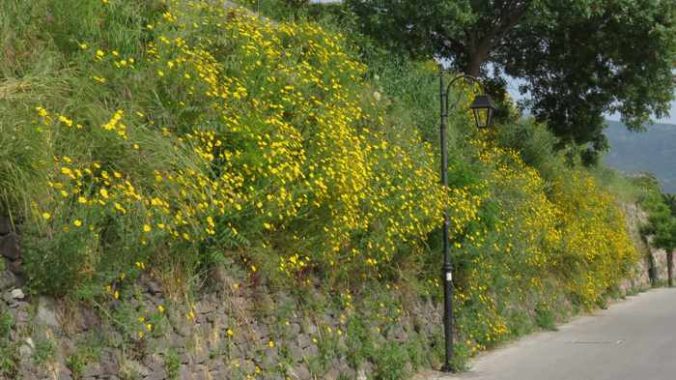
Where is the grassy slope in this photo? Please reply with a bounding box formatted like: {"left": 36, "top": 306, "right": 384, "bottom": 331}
{"left": 0, "top": 0, "right": 646, "bottom": 376}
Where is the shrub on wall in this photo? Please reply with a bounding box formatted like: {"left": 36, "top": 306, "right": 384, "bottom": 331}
{"left": 1, "top": 0, "right": 641, "bottom": 373}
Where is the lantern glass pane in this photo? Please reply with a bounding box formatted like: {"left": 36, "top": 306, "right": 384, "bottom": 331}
{"left": 473, "top": 108, "right": 489, "bottom": 128}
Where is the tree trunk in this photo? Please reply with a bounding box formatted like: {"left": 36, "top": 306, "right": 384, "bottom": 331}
{"left": 465, "top": 44, "right": 490, "bottom": 77}
{"left": 648, "top": 251, "right": 657, "bottom": 286}
{"left": 668, "top": 251, "right": 673, "bottom": 287}
{"left": 463, "top": 31, "right": 492, "bottom": 77}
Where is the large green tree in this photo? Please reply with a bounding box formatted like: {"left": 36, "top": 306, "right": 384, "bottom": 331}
{"left": 345, "top": 0, "right": 675, "bottom": 163}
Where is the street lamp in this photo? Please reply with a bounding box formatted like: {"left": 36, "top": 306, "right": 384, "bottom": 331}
{"left": 438, "top": 66, "right": 496, "bottom": 372}
{"left": 470, "top": 95, "right": 497, "bottom": 129}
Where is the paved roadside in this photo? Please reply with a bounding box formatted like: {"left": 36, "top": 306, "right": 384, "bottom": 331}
{"left": 420, "top": 288, "right": 676, "bottom": 380}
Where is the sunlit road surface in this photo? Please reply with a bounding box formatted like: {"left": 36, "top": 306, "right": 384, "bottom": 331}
{"left": 423, "top": 288, "right": 676, "bottom": 380}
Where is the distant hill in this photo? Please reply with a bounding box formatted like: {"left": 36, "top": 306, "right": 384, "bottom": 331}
{"left": 604, "top": 120, "right": 676, "bottom": 193}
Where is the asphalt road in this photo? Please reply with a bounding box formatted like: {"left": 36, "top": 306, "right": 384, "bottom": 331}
{"left": 424, "top": 288, "right": 676, "bottom": 380}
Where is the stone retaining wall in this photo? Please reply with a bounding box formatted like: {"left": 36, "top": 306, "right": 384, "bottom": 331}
{"left": 0, "top": 209, "right": 669, "bottom": 380}
{"left": 0, "top": 274, "right": 443, "bottom": 380}
{"left": 620, "top": 203, "right": 670, "bottom": 291}
{"left": 1, "top": 215, "right": 444, "bottom": 379}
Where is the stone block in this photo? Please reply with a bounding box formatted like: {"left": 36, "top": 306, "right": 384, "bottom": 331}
{"left": 301, "top": 344, "right": 318, "bottom": 357}
{"left": 179, "top": 365, "right": 191, "bottom": 380}
{"left": 10, "top": 288, "right": 25, "bottom": 300}
{"left": 296, "top": 334, "right": 311, "bottom": 349}
{"left": 82, "top": 363, "right": 104, "bottom": 378}
{"left": 240, "top": 359, "right": 256, "bottom": 373}
{"left": 8, "top": 258, "right": 23, "bottom": 275}
{"left": 288, "top": 322, "right": 301, "bottom": 336}
{"left": 36, "top": 296, "right": 59, "bottom": 329}
{"left": 0, "top": 233, "right": 20, "bottom": 260}
{"left": 145, "top": 368, "right": 168, "bottom": 380}
{"left": 15, "top": 310, "right": 29, "bottom": 323}
{"left": 288, "top": 364, "right": 311, "bottom": 380}
{"left": 0, "top": 270, "right": 16, "bottom": 291}
{"left": 146, "top": 279, "right": 162, "bottom": 295}
{"left": 260, "top": 348, "right": 279, "bottom": 370}
{"left": 0, "top": 217, "right": 11, "bottom": 235}
{"left": 287, "top": 343, "right": 304, "bottom": 362}
{"left": 193, "top": 365, "right": 209, "bottom": 380}
{"left": 58, "top": 367, "right": 73, "bottom": 380}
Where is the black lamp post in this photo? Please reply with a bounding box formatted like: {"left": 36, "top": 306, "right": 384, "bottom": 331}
{"left": 438, "top": 66, "right": 496, "bottom": 372}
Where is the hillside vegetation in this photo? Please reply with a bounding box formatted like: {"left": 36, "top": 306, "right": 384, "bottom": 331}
{"left": 604, "top": 120, "right": 676, "bottom": 193}
{"left": 0, "top": 0, "right": 643, "bottom": 377}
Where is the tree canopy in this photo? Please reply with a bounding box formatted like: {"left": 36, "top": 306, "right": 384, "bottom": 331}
{"left": 345, "top": 0, "right": 676, "bottom": 163}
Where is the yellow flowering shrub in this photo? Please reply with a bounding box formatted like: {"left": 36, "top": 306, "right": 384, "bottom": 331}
{"left": 21, "top": 1, "right": 458, "bottom": 293}
{"left": 451, "top": 138, "right": 560, "bottom": 350}
{"left": 448, "top": 135, "right": 637, "bottom": 355}
{"left": 550, "top": 171, "right": 639, "bottom": 307}
{"left": 1, "top": 0, "right": 645, "bottom": 373}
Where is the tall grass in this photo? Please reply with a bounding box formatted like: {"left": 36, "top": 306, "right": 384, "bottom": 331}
{"left": 0, "top": 1, "right": 646, "bottom": 372}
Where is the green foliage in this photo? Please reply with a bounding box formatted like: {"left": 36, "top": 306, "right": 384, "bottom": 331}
{"left": 3, "top": 0, "right": 450, "bottom": 297}
{"left": 343, "top": 0, "right": 676, "bottom": 160}
{"left": 0, "top": 0, "right": 649, "bottom": 375}
{"left": 534, "top": 304, "right": 557, "bottom": 331}
{"left": 33, "top": 337, "right": 56, "bottom": 365}
{"left": 0, "top": 343, "right": 18, "bottom": 378}
{"left": 372, "top": 342, "right": 409, "bottom": 380}
{"left": 345, "top": 316, "right": 370, "bottom": 369}
{"left": 493, "top": 117, "right": 565, "bottom": 183}
{"left": 589, "top": 165, "right": 643, "bottom": 203}
{"left": 639, "top": 177, "right": 675, "bottom": 239}
{"left": 0, "top": 311, "right": 12, "bottom": 341}
{"left": 640, "top": 177, "right": 676, "bottom": 263}
{"left": 65, "top": 333, "right": 104, "bottom": 378}
{"left": 164, "top": 348, "right": 180, "bottom": 380}
{"left": 0, "top": 310, "right": 16, "bottom": 378}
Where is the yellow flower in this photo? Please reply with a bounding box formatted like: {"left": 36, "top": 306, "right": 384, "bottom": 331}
{"left": 35, "top": 106, "right": 49, "bottom": 117}
{"left": 114, "top": 203, "right": 127, "bottom": 214}
{"left": 143, "top": 224, "right": 152, "bottom": 233}
{"left": 226, "top": 328, "right": 234, "bottom": 337}
{"left": 157, "top": 305, "right": 165, "bottom": 313}
{"left": 58, "top": 115, "right": 74, "bottom": 127}
{"left": 42, "top": 212, "right": 51, "bottom": 220}
{"left": 73, "top": 220, "right": 82, "bottom": 227}
{"left": 99, "top": 188, "right": 109, "bottom": 199}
